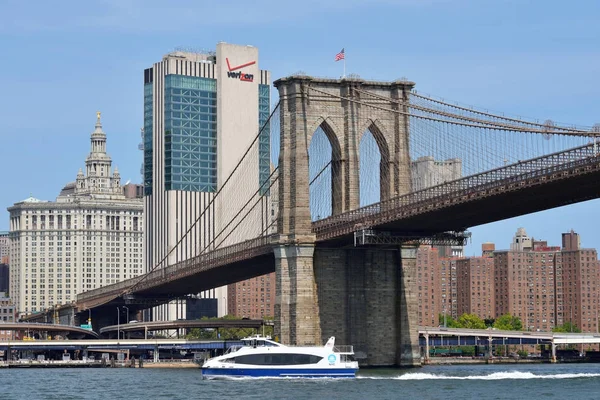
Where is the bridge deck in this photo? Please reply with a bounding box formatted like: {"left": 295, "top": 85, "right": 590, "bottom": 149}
{"left": 73, "top": 145, "right": 600, "bottom": 314}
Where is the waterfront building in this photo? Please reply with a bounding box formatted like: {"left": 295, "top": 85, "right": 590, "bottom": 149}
{"left": 555, "top": 231, "right": 599, "bottom": 333}
{"left": 439, "top": 257, "right": 459, "bottom": 319}
{"left": 494, "top": 228, "right": 558, "bottom": 332}
{"left": 7, "top": 115, "right": 143, "bottom": 316}
{"left": 417, "top": 246, "right": 441, "bottom": 327}
{"left": 228, "top": 272, "right": 275, "bottom": 319}
{"left": 456, "top": 249, "right": 495, "bottom": 320}
{"left": 143, "top": 43, "right": 271, "bottom": 319}
{"left": 0, "top": 292, "right": 15, "bottom": 341}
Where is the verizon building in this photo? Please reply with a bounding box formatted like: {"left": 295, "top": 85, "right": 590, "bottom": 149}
{"left": 143, "top": 43, "right": 271, "bottom": 318}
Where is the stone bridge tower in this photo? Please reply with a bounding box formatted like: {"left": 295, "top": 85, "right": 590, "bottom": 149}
{"left": 273, "top": 76, "right": 421, "bottom": 366}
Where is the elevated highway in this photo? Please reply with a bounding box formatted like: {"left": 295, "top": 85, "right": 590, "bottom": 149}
{"left": 100, "top": 319, "right": 269, "bottom": 338}
{"left": 0, "top": 322, "right": 99, "bottom": 339}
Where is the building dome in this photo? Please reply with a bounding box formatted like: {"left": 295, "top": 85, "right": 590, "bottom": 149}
{"left": 59, "top": 182, "right": 77, "bottom": 197}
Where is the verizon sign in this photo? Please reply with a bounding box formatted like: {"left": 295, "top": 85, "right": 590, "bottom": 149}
{"left": 226, "top": 58, "right": 255, "bottom": 82}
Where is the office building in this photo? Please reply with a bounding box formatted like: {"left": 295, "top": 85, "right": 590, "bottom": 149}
{"left": 7, "top": 114, "right": 143, "bottom": 315}
{"left": 0, "top": 263, "right": 7, "bottom": 293}
{"left": 143, "top": 43, "right": 271, "bottom": 318}
{"left": 0, "top": 232, "right": 8, "bottom": 261}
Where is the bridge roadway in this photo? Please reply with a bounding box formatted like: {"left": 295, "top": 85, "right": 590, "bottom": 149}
{"left": 100, "top": 319, "right": 269, "bottom": 338}
{"left": 0, "top": 322, "right": 98, "bottom": 339}
{"left": 75, "top": 143, "right": 600, "bottom": 311}
{"left": 0, "top": 338, "right": 245, "bottom": 362}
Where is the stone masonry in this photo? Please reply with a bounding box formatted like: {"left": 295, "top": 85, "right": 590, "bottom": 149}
{"left": 273, "top": 76, "right": 420, "bottom": 366}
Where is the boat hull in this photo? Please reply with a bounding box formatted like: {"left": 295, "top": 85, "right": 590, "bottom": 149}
{"left": 201, "top": 367, "right": 357, "bottom": 379}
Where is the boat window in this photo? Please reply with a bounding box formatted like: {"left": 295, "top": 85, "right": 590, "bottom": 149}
{"left": 225, "top": 345, "right": 242, "bottom": 354}
{"left": 232, "top": 354, "right": 323, "bottom": 365}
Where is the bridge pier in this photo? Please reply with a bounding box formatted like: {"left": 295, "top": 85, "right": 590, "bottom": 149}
{"left": 312, "top": 245, "right": 421, "bottom": 367}
{"left": 274, "top": 240, "right": 322, "bottom": 346}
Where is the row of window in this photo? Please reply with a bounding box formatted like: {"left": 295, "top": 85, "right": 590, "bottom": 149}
{"left": 226, "top": 353, "right": 323, "bottom": 366}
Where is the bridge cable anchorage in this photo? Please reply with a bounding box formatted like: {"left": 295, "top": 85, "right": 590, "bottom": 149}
{"left": 126, "top": 102, "right": 281, "bottom": 294}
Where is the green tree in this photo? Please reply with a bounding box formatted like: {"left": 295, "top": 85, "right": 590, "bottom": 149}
{"left": 552, "top": 322, "right": 581, "bottom": 333}
{"left": 438, "top": 314, "right": 460, "bottom": 328}
{"left": 456, "top": 313, "right": 486, "bottom": 329}
{"left": 493, "top": 314, "right": 523, "bottom": 331}
{"left": 185, "top": 315, "right": 270, "bottom": 340}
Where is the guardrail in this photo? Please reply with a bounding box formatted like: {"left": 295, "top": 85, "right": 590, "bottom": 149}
{"left": 77, "top": 235, "right": 277, "bottom": 305}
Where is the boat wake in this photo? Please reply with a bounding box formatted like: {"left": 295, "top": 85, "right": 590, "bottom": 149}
{"left": 359, "top": 371, "right": 600, "bottom": 380}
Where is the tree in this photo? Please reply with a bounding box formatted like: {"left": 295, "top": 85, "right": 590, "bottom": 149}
{"left": 493, "top": 314, "right": 523, "bottom": 331}
{"left": 456, "top": 313, "right": 486, "bottom": 329}
{"left": 552, "top": 322, "right": 581, "bottom": 333}
{"left": 438, "top": 314, "right": 460, "bottom": 328}
{"left": 185, "top": 315, "right": 270, "bottom": 340}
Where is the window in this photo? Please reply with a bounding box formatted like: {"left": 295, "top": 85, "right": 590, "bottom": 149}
{"left": 163, "top": 75, "right": 217, "bottom": 192}
{"left": 231, "top": 353, "right": 323, "bottom": 366}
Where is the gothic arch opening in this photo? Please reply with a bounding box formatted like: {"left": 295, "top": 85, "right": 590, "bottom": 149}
{"left": 359, "top": 123, "right": 390, "bottom": 207}
{"left": 308, "top": 121, "right": 342, "bottom": 221}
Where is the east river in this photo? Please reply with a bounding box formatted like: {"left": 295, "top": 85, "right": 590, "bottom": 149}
{"left": 1, "top": 363, "right": 600, "bottom": 399}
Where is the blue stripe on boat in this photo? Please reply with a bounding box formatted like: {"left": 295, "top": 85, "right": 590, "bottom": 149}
{"left": 201, "top": 368, "right": 357, "bottom": 378}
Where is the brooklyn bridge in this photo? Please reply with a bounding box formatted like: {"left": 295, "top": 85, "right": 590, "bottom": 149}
{"left": 36, "top": 76, "right": 600, "bottom": 366}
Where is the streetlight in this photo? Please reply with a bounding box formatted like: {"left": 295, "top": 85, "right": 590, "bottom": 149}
{"left": 116, "top": 307, "right": 120, "bottom": 340}
{"left": 123, "top": 306, "right": 129, "bottom": 324}
{"left": 122, "top": 306, "right": 129, "bottom": 340}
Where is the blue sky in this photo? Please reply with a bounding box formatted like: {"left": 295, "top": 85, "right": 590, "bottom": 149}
{"left": 0, "top": 0, "right": 599, "bottom": 254}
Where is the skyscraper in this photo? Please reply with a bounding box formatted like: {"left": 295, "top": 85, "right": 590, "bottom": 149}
{"left": 143, "top": 43, "right": 271, "bottom": 318}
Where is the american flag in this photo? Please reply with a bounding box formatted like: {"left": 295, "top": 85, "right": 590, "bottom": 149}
{"left": 335, "top": 48, "right": 345, "bottom": 62}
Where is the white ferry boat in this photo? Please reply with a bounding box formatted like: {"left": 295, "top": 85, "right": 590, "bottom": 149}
{"left": 201, "top": 335, "right": 358, "bottom": 379}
